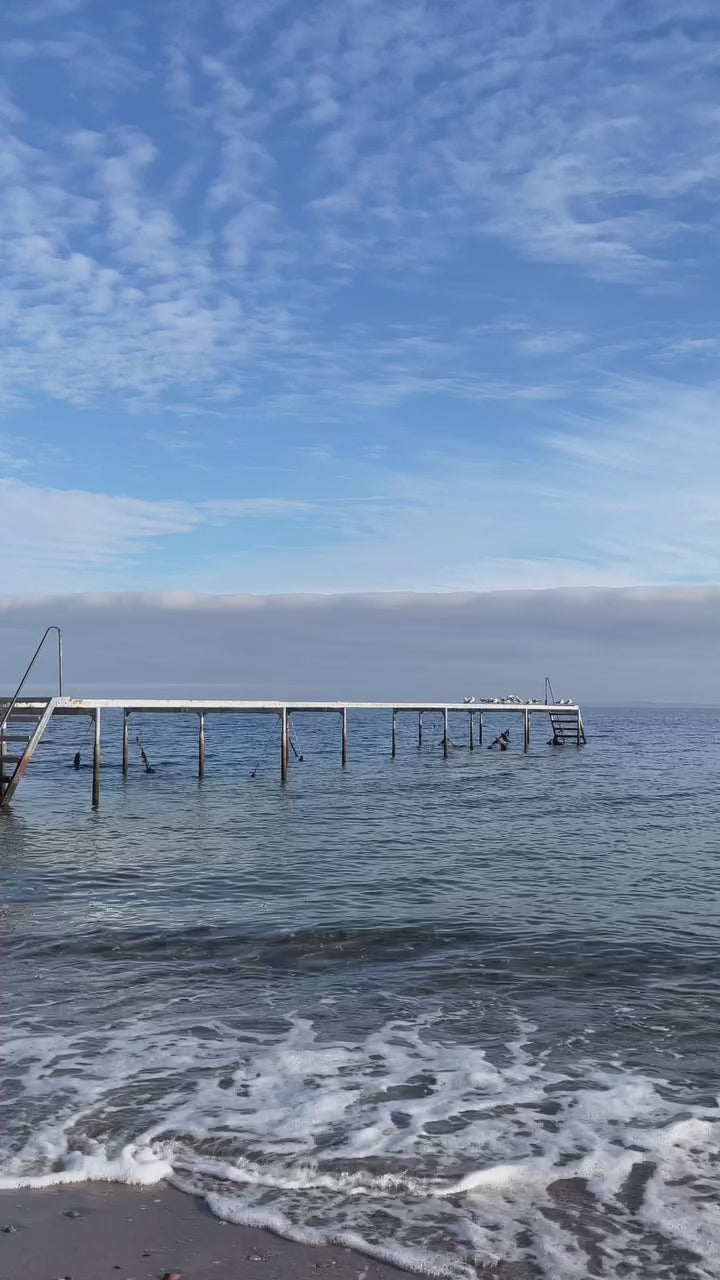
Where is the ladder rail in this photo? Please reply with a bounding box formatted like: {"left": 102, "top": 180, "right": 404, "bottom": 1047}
{"left": 549, "top": 710, "right": 586, "bottom": 746}
{"left": 0, "top": 626, "right": 63, "bottom": 736}
{"left": 544, "top": 675, "right": 558, "bottom": 705}
{"left": 1, "top": 699, "right": 56, "bottom": 806}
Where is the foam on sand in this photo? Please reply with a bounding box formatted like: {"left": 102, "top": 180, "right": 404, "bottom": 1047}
{"left": 2, "top": 1012, "right": 720, "bottom": 1278}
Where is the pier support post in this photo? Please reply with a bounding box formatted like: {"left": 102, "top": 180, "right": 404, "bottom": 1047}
{"left": 524, "top": 709, "right": 530, "bottom": 752}
{"left": 478, "top": 712, "right": 483, "bottom": 745}
{"left": 341, "top": 707, "right": 348, "bottom": 767}
{"left": 122, "top": 709, "right": 129, "bottom": 776}
{"left": 576, "top": 712, "right": 581, "bottom": 747}
{"left": 418, "top": 711, "right": 423, "bottom": 749}
{"left": 443, "top": 708, "right": 449, "bottom": 758}
{"left": 469, "top": 711, "right": 475, "bottom": 751}
{"left": 281, "top": 707, "right": 288, "bottom": 783}
{"left": 198, "top": 712, "right": 205, "bottom": 778}
{"left": 391, "top": 709, "right": 397, "bottom": 759}
{"left": 92, "top": 709, "right": 101, "bottom": 808}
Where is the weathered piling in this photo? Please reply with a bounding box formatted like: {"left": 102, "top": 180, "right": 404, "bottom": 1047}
{"left": 392, "top": 709, "right": 397, "bottom": 758}
{"left": 92, "top": 709, "right": 101, "bottom": 808}
{"left": 341, "top": 707, "right": 348, "bottom": 767}
{"left": 122, "top": 709, "right": 129, "bottom": 775}
{"left": 469, "top": 711, "right": 475, "bottom": 751}
{"left": 443, "top": 707, "right": 449, "bottom": 758}
{"left": 524, "top": 709, "right": 530, "bottom": 752}
{"left": 281, "top": 707, "right": 289, "bottom": 782}
{"left": 198, "top": 712, "right": 205, "bottom": 778}
{"left": 418, "top": 711, "right": 423, "bottom": 749}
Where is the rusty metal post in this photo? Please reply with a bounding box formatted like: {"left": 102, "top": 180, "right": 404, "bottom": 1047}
{"left": 443, "top": 708, "right": 449, "bottom": 758}
{"left": 418, "top": 711, "right": 423, "bottom": 749}
{"left": 524, "top": 708, "right": 530, "bottom": 752}
{"left": 391, "top": 709, "right": 397, "bottom": 758}
{"left": 281, "top": 707, "right": 288, "bottom": 783}
{"left": 341, "top": 707, "right": 348, "bottom": 767}
{"left": 469, "top": 711, "right": 475, "bottom": 751}
{"left": 198, "top": 712, "right": 205, "bottom": 778}
{"left": 92, "top": 708, "right": 101, "bottom": 808}
{"left": 122, "top": 709, "right": 129, "bottom": 776}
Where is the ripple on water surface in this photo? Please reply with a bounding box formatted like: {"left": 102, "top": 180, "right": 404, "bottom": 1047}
{"left": 3, "top": 707, "right": 720, "bottom": 1277}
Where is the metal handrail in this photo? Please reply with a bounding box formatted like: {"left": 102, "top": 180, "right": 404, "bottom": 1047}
{"left": 0, "top": 626, "right": 63, "bottom": 733}
{"left": 544, "top": 675, "right": 557, "bottom": 705}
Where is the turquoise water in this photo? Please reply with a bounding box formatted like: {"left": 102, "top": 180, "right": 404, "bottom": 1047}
{"left": 2, "top": 708, "right": 720, "bottom": 1277}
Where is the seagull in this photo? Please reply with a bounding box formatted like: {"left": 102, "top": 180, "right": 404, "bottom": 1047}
{"left": 463, "top": 695, "right": 475, "bottom": 704}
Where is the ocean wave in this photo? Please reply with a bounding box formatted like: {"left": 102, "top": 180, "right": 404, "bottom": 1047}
{"left": 2, "top": 1012, "right": 719, "bottom": 1278}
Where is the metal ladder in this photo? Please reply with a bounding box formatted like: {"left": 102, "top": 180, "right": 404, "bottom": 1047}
{"left": 544, "top": 676, "right": 586, "bottom": 746}
{"left": 0, "top": 627, "right": 63, "bottom": 807}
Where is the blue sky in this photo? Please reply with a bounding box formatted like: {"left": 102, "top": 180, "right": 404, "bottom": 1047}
{"left": 2, "top": 0, "right": 720, "bottom": 594}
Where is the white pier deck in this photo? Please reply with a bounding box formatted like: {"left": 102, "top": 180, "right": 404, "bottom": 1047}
{"left": 53, "top": 698, "right": 579, "bottom": 715}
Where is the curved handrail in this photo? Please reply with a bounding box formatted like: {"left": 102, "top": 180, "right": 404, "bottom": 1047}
{"left": 0, "top": 626, "right": 63, "bottom": 733}
{"left": 544, "top": 675, "right": 557, "bottom": 705}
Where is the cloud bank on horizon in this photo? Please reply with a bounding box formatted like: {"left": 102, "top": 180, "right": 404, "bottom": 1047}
{"left": 2, "top": 587, "right": 719, "bottom": 702}
{"left": 1, "top": 0, "right": 720, "bottom": 592}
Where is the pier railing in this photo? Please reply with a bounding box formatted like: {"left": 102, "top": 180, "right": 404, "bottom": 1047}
{"left": 0, "top": 625, "right": 63, "bottom": 735}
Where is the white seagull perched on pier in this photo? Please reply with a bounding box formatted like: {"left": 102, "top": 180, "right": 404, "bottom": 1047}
{"left": 463, "top": 695, "right": 475, "bottom": 704}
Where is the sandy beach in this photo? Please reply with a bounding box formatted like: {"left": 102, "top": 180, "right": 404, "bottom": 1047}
{"left": 0, "top": 1184, "right": 421, "bottom": 1280}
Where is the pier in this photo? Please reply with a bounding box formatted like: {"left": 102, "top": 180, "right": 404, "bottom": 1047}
{"left": 0, "top": 630, "right": 586, "bottom": 809}
{"left": 0, "top": 696, "right": 586, "bottom": 809}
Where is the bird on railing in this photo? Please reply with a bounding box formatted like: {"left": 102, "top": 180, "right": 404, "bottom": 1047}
{"left": 462, "top": 695, "right": 475, "bottom": 704}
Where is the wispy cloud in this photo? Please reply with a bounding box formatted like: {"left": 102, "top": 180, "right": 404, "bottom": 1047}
{"left": 514, "top": 331, "right": 585, "bottom": 357}
{"left": 0, "top": 478, "right": 323, "bottom": 592}
{"left": 3, "top": 375, "right": 719, "bottom": 593}
{"left": 1, "top": 0, "right": 720, "bottom": 596}
{"left": 1, "top": 0, "right": 719, "bottom": 416}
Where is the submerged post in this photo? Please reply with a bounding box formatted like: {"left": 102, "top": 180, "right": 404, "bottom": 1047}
{"left": 391, "top": 709, "right": 397, "bottom": 759}
{"left": 524, "top": 708, "right": 530, "bottom": 752}
{"left": 122, "top": 709, "right": 129, "bottom": 776}
{"left": 478, "top": 711, "right": 483, "bottom": 745}
{"left": 92, "top": 709, "right": 101, "bottom": 808}
{"left": 198, "top": 712, "right": 205, "bottom": 778}
{"left": 418, "top": 711, "right": 423, "bottom": 749}
{"left": 576, "top": 711, "right": 581, "bottom": 747}
{"left": 280, "top": 707, "right": 289, "bottom": 782}
{"left": 443, "top": 707, "right": 449, "bottom": 758}
{"left": 469, "top": 711, "right": 475, "bottom": 751}
{"left": 341, "top": 707, "right": 348, "bottom": 767}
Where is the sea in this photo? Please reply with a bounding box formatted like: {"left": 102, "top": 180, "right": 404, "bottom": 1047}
{"left": 2, "top": 705, "right": 720, "bottom": 1279}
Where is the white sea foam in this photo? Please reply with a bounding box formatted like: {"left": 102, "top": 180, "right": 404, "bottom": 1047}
{"left": 2, "top": 1011, "right": 720, "bottom": 1278}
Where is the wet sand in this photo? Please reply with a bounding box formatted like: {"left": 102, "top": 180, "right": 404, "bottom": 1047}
{"left": 0, "top": 1184, "right": 409, "bottom": 1280}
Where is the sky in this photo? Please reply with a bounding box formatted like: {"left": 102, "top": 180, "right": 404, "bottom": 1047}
{"left": 2, "top": 0, "right": 720, "bottom": 599}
